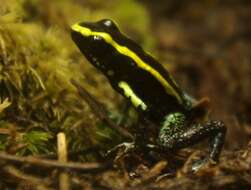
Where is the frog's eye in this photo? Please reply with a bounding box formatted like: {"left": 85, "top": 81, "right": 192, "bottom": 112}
{"left": 92, "top": 35, "right": 103, "bottom": 41}
{"left": 99, "top": 19, "right": 119, "bottom": 31}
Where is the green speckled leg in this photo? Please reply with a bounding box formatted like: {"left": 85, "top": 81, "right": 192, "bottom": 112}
{"left": 158, "top": 112, "right": 226, "bottom": 162}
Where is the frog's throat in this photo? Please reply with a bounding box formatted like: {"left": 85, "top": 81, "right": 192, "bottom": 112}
{"left": 71, "top": 23, "right": 183, "bottom": 104}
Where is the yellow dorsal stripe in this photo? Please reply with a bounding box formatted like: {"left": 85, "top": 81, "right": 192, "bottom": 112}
{"left": 71, "top": 23, "right": 182, "bottom": 103}
{"left": 118, "top": 81, "right": 147, "bottom": 110}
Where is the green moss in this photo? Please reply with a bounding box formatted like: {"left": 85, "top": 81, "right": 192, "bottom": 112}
{"left": 0, "top": 0, "right": 154, "bottom": 159}
{"left": 19, "top": 130, "right": 53, "bottom": 155}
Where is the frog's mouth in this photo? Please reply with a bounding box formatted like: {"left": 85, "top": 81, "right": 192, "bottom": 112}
{"left": 71, "top": 30, "right": 107, "bottom": 70}
{"left": 71, "top": 29, "right": 89, "bottom": 50}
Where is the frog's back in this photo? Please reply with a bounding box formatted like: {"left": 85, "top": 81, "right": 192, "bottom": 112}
{"left": 105, "top": 32, "right": 187, "bottom": 121}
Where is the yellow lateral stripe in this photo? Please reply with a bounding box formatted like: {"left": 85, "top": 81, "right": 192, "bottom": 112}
{"left": 71, "top": 23, "right": 182, "bottom": 103}
{"left": 118, "top": 81, "right": 147, "bottom": 110}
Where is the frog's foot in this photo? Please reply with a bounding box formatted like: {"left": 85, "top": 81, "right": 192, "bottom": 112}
{"left": 191, "top": 158, "right": 217, "bottom": 172}
{"left": 106, "top": 142, "right": 136, "bottom": 157}
{"left": 158, "top": 115, "right": 226, "bottom": 171}
{"left": 191, "top": 158, "right": 208, "bottom": 172}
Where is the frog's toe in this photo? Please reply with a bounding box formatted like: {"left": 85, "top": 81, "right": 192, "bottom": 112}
{"left": 106, "top": 142, "right": 136, "bottom": 157}
{"left": 191, "top": 158, "right": 209, "bottom": 172}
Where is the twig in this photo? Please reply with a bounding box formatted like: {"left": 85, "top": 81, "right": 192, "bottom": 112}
{"left": 133, "top": 161, "right": 167, "bottom": 186}
{"left": 0, "top": 152, "right": 111, "bottom": 173}
{"left": 57, "top": 132, "right": 70, "bottom": 190}
{"left": 71, "top": 79, "right": 133, "bottom": 140}
{"left": 3, "top": 165, "right": 51, "bottom": 189}
{"left": 71, "top": 176, "right": 93, "bottom": 190}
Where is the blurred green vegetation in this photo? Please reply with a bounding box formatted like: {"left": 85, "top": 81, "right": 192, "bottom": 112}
{"left": 0, "top": 0, "right": 155, "bottom": 158}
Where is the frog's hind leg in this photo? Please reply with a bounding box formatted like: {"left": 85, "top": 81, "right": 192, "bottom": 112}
{"left": 158, "top": 113, "right": 226, "bottom": 166}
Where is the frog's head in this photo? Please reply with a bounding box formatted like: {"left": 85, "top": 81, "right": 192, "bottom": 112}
{"left": 71, "top": 19, "right": 121, "bottom": 71}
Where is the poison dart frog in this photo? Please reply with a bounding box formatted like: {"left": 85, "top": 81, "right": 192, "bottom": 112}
{"left": 71, "top": 19, "right": 226, "bottom": 170}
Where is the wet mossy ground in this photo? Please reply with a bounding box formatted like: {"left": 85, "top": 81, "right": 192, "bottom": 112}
{"left": 0, "top": 0, "right": 251, "bottom": 189}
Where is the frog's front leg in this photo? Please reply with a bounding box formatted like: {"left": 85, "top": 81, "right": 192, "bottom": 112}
{"left": 158, "top": 112, "right": 226, "bottom": 169}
